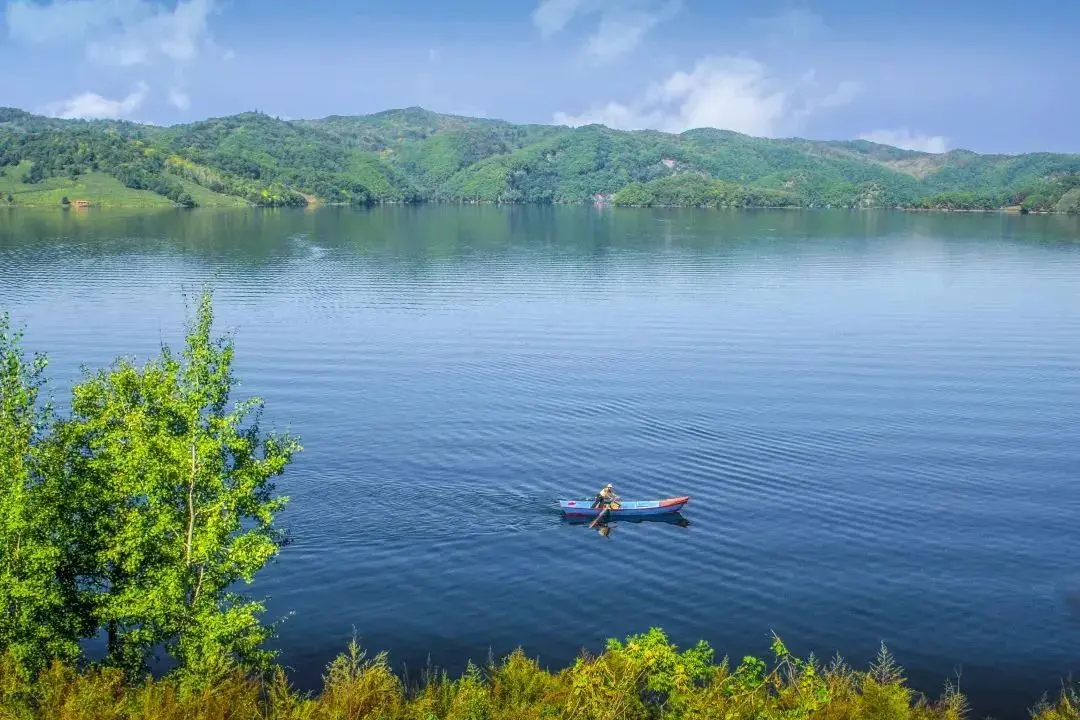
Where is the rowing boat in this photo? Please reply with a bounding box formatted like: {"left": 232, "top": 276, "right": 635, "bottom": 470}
{"left": 558, "top": 496, "right": 690, "bottom": 518}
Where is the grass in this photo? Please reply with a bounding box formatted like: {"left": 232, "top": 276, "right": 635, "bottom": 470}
{"left": 0, "top": 162, "right": 174, "bottom": 208}
{"left": 167, "top": 173, "right": 252, "bottom": 208}
{"left": 0, "top": 628, "right": 1076, "bottom": 720}
{"left": 0, "top": 163, "right": 249, "bottom": 208}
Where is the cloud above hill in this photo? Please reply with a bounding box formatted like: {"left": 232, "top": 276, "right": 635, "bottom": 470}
{"left": 554, "top": 56, "right": 859, "bottom": 137}
{"left": 47, "top": 82, "right": 149, "bottom": 119}
{"left": 532, "top": 0, "right": 681, "bottom": 61}
{"left": 6, "top": 0, "right": 228, "bottom": 117}
{"left": 858, "top": 128, "right": 949, "bottom": 153}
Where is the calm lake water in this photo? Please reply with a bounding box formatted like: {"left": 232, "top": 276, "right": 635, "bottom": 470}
{"left": 2, "top": 206, "right": 1079, "bottom": 718}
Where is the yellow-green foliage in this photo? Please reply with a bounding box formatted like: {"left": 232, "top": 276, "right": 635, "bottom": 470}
{"left": 1032, "top": 687, "right": 1080, "bottom": 720}
{"left": 0, "top": 162, "right": 173, "bottom": 208}
{"left": 0, "top": 627, "right": 1071, "bottom": 720}
{"left": 168, "top": 174, "right": 251, "bottom": 208}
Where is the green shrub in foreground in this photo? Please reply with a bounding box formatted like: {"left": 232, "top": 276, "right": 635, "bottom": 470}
{"left": 0, "top": 627, "right": 1076, "bottom": 720}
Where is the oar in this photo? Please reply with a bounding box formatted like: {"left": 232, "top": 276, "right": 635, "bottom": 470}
{"left": 589, "top": 506, "right": 609, "bottom": 529}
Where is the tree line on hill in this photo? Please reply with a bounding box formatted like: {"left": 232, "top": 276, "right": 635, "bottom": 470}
{"left": 2, "top": 106, "right": 1079, "bottom": 212}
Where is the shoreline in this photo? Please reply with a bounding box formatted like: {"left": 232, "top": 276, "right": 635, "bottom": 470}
{"left": 0, "top": 200, "right": 1071, "bottom": 215}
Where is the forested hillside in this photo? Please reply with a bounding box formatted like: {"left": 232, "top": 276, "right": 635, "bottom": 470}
{"left": 2, "top": 106, "right": 1079, "bottom": 212}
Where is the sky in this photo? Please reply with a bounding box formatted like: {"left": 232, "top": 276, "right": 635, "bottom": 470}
{"left": 1, "top": 0, "right": 1078, "bottom": 154}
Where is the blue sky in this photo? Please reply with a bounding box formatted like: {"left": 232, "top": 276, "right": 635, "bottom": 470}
{"left": 2, "top": 0, "right": 1078, "bottom": 153}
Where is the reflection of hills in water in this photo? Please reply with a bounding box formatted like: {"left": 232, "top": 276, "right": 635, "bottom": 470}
{"left": 3, "top": 205, "right": 1078, "bottom": 308}
{"left": 3, "top": 205, "right": 1080, "bottom": 265}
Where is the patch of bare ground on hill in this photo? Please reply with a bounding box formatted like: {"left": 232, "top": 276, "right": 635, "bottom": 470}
{"left": 880, "top": 155, "right": 952, "bottom": 178}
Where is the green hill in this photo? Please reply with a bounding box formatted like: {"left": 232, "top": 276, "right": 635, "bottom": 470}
{"left": 2, "top": 105, "right": 1078, "bottom": 212}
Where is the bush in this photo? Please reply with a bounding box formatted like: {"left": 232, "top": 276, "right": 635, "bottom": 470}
{"left": 1055, "top": 188, "right": 1080, "bottom": 214}
{"left": 2, "top": 628, "right": 1071, "bottom": 720}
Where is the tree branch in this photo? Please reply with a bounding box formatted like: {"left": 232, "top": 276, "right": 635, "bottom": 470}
{"left": 186, "top": 441, "right": 196, "bottom": 565}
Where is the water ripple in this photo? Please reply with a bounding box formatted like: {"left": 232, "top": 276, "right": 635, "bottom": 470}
{"left": 2, "top": 207, "right": 1079, "bottom": 719}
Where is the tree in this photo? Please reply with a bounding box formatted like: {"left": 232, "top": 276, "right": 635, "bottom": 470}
{"left": 1055, "top": 187, "right": 1080, "bottom": 214}
{"left": 612, "top": 182, "right": 653, "bottom": 206}
{"left": 0, "top": 315, "right": 92, "bottom": 674}
{"left": 64, "top": 291, "right": 301, "bottom": 678}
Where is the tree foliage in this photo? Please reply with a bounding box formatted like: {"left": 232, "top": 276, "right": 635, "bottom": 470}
{"left": 2, "top": 105, "right": 1080, "bottom": 209}
{"left": 612, "top": 173, "right": 803, "bottom": 208}
{"left": 0, "top": 316, "right": 92, "bottom": 673}
{"left": 0, "top": 293, "right": 300, "bottom": 681}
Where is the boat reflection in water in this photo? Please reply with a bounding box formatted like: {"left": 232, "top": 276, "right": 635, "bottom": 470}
{"left": 563, "top": 513, "right": 691, "bottom": 538}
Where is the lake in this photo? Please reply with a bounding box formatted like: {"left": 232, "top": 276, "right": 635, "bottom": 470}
{"left": 2, "top": 206, "right": 1079, "bottom": 718}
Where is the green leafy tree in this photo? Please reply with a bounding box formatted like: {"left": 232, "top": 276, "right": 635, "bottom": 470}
{"left": 0, "top": 315, "right": 92, "bottom": 673}
{"left": 64, "top": 292, "right": 301, "bottom": 678}
{"left": 612, "top": 181, "right": 654, "bottom": 206}
{"left": 1055, "top": 187, "right": 1080, "bottom": 213}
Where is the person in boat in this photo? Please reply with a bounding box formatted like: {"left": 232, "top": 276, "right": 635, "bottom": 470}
{"left": 592, "top": 483, "right": 620, "bottom": 509}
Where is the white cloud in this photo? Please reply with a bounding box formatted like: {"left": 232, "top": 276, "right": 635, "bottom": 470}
{"left": 790, "top": 76, "right": 861, "bottom": 123}
{"left": 858, "top": 128, "right": 949, "bottom": 153}
{"left": 6, "top": 0, "right": 142, "bottom": 43}
{"left": 531, "top": 0, "right": 680, "bottom": 60}
{"left": 167, "top": 87, "right": 190, "bottom": 110}
{"left": 555, "top": 57, "right": 785, "bottom": 134}
{"left": 585, "top": 1, "right": 679, "bottom": 60}
{"left": 554, "top": 55, "right": 856, "bottom": 137}
{"left": 817, "top": 80, "right": 861, "bottom": 109}
{"left": 7, "top": 0, "right": 219, "bottom": 66}
{"left": 532, "top": 0, "right": 587, "bottom": 36}
{"left": 554, "top": 100, "right": 650, "bottom": 130}
{"left": 48, "top": 81, "right": 148, "bottom": 119}
{"left": 8, "top": 0, "right": 224, "bottom": 113}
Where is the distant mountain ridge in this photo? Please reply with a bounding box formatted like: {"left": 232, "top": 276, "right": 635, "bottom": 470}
{"left": 1, "top": 106, "right": 1078, "bottom": 212}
